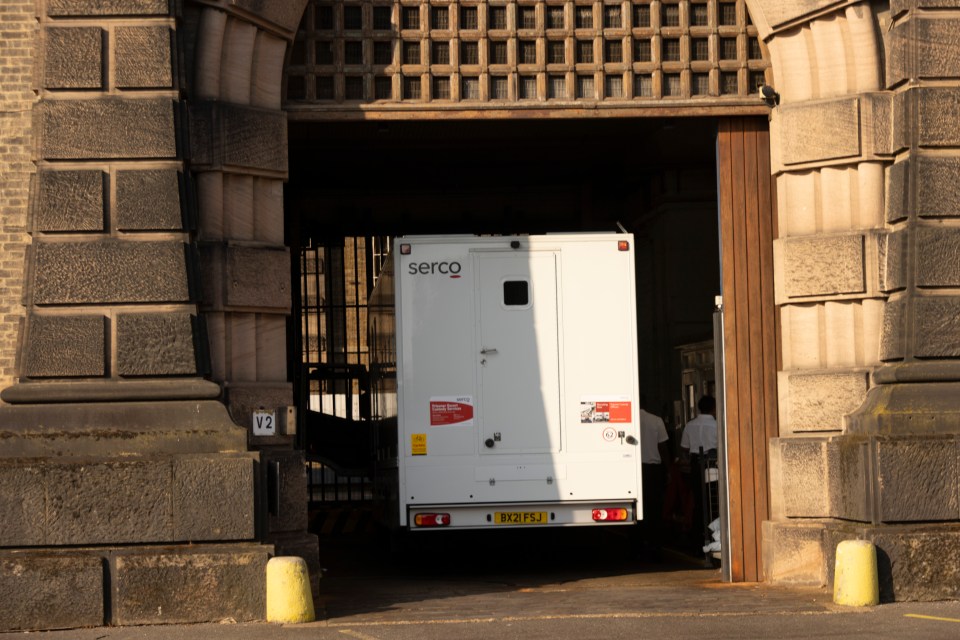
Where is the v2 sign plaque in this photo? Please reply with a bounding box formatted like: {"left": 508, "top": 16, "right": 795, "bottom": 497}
{"left": 252, "top": 409, "right": 276, "bottom": 436}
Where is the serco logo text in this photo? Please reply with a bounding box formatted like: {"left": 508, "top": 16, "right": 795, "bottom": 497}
{"left": 407, "top": 261, "right": 462, "bottom": 276}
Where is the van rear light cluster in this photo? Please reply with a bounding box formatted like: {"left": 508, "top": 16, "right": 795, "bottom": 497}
{"left": 592, "top": 508, "right": 628, "bottom": 522}
{"left": 413, "top": 513, "right": 451, "bottom": 527}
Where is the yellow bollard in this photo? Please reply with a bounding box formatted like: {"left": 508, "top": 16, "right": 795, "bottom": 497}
{"left": 833, "top": 540, "right": 879, "bottom": 606}
{"left": 266, "top": 556, "right": 316, "bottom": 623}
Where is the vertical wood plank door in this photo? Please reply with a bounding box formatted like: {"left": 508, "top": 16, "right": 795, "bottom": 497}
{"left": 717, "top": 118, "right": 779, "bottom": 582}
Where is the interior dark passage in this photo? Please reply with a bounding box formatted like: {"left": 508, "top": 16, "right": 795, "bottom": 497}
{"left": 285, "top": 116, "right": 722, "bottom": 549}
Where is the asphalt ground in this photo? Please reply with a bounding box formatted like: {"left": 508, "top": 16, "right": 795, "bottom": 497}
{"left": 10, "top": 526, "right": 960, "bottom": 639}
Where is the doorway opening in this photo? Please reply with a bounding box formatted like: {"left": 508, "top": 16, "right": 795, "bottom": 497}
{"left": 285, "top": 115, "right": 739, "bottom": 559}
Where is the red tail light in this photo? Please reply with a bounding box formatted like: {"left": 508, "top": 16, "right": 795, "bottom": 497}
{"left": 414, "top": 513, "right": 451, "bottom": 527}
{"left": 592, "top": 508, "right": 628, "bottom": 522}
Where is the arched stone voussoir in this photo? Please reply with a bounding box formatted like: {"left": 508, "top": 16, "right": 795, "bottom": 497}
{"left": 745, "top": 0, "right": 874, "bottom": 39}
{"left": 197, "top": 0, "right": 310, "bottom": 37}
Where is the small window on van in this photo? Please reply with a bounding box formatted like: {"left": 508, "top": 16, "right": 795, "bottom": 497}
{"left": 503, "top": 280, "right": 529, "bottom": 306}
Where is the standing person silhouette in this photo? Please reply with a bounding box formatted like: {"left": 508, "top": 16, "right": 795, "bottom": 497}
{"left": 638, "top": 397, "right": 669, "bottom": 561}
{"left": 680, "top": 395, "right": 717, "bottom": 553}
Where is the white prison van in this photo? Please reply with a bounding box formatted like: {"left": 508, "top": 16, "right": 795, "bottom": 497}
{"left": 368, "top": 233, "right": 642, "bottom": 531}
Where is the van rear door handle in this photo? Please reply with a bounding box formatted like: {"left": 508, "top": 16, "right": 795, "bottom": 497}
{"left": 480, "top": 348, "right": 498, "bottom": 355}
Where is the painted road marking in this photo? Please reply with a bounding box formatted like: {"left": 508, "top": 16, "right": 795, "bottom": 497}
{"left": 340, "top": 629, "right": 381, "bottom": 640}
{"left": 905, "top": 614, "right": 960, "bottom": 623}
{"left": 317, "top": 610, "right": 846, "bottom": 628}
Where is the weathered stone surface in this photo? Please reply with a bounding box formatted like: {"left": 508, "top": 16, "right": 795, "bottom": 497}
{"left": 226, "top": 0, "right": 309, "bottom": 32}
{"left": 112, "top": 546, "right": 268, "bottom": 625}
{"left": 890, "top": 17, "right": 960, "bottom": 83}
{"left": 886, "top": 19, "right": 909, "bottom": 87}
{"left": 201, "top": 243, "right": 290, "bottom": 311}
{"left": 0, "top": 553, "right": 103, "bottom": 631}
{"left": 885, "top": 158, "right": 909, "bottom": 223}
{"left": 0, "top": 455, "right": 257, "bottom": 547}
{"left": 782, "top": 235, "right": 866, "bottom": 298}
{"left": 261, "top": 450, "right": 309, "bottom": 534}
{"left": 761, "top": 520, "right": 827, "bottom": 586}
{"left": 876, "top": 436, "right": 960, "bottom": 521}
{"left": 39, "top": 98, "right": 176, "bottom": 160}
{"left": 34, "top": 240, "right": 189, "bottom": 305}
{"left": 44, "top": 27, "right": 101, "bottom": 89}
{"left": 917, "top": 155, "right": 960, "bottom": 218}
{"left": 767, "top": 520, "right": 960, "bottom": 601}
{"left": 917, "top": 87, "right": 960, "bottom": 147}
{"left": 915, "top": 296, "right": 960, "bottom": 357}
{"left": 189, "top": 102, "right": 288, "bottom": 174}
{"left": 834, "top": 437, "right": 871, "bottom": 521}
{"left": 892, "top": 0, "right": 960, "bottom": 14}
{"left": 865, "top": 92, "right": 894, "bottom": 157}
{"left": 908, "top": 17, "right": 960, "bottom": 78}
{"left": 847, "top": 380, "right": 960, "bottom": 435}
{"left": 117, "top": 313, "right": 197, "bottom": 376}
{"left": 227, "top": 246, "right": 290, "bottom": 309}
{"left": 22, "top": 315, "right": 105, "bottom": 378}
{"left": 46, "top": 460, "right": 172, "bottom": 545}
{"left": 869, "top": 526, "right": 960, "bottom": 601}
{"left": 785, "top": 370, "right": 869, "bottom": 431}
{"left": 879, "top": 296, "right": 905, "bottom": 360}
{"left": 782, "top": 235, "right": 865, "bottom": 298}
{"left": 115, "top": 26, "right": 173, "bottom": 88}
{"left": 780, "top": 98, "right": 860, "bottom": 165}
{"left": 0, "top": 466, "right": 45, "bottom": 546}
{"left": 46, "top": 0, "right": 170, "bottom": 16}
{"left": 881, "top": 230, "right": 906, "bottom": 292}
{"left": 115, "top": 169, "right": 182, "bottom": 230}
{"left": 916, "top": 227, "right": 960, "bottom": 287}
{"left": 36, "top": 170, "right": 104, "bottom": 232}
{"left": 773, "top": 435, "right": 871, "bottom": 521}
{"left": 754, "top": 0, "right": 844, "bottom": 29}
{"left": 0, "top": 400, "right": 246, "bottom": 458}
{"left": 172, "top": 455, "right": 255, "bottom": 541}
{"left": 891, "top": 89, "right": 911, "bottom": 152}
{"left": 779, "top": 438, "right": 829, "bottom": 516}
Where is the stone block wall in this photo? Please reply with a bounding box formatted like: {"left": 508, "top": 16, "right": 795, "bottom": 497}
{"left": 0, "top": 0, "right": 35, "bottom": 395}
{"left": 0, "top": 543, "right": 270, "bottom": 631}
{"left": 183, "top": 0, "right": 316, "bottom": 595}
{"left": 756, "top": 0, "right": 960, "bottom": 600}
{"left": 11, "top": 2, "right": 200, "bottom": 394}
{"left": 762, "top": 2, "right": 890, "bottom": 435}
{"left": 0, "top": 1, "right": 315, "bottom": 631}
{"left": 187, "top": 4, "right": 297, "bottom": 425}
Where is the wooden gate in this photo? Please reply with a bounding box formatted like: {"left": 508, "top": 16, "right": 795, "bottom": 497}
{"left": 717, "top": 118, "right": 779, "bottom": 582}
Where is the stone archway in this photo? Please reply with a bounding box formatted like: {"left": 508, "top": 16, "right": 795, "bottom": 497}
{"left": 2, "top": 0, "right": 959, "bottom": 631}
{"left": 746, "top": 0, "right": 960, "bottom": 599}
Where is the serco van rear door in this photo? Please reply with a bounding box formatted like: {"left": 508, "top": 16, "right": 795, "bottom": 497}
{"left": 475, "top": 251, "right": 561, "bottom": 454}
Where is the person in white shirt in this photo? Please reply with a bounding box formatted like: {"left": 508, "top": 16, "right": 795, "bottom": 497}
{"left": 680, "top": 395, "right": 717, "bottom": 552}
{"left": 638, "top": 399, "right": 669, "bottom": 561}
{"left": 680, "top": 396, "right": 718, "bottom": 458}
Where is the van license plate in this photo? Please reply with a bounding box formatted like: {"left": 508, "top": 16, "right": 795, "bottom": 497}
{"left": 494, "top": 511, "right": 548, "bottom": 525}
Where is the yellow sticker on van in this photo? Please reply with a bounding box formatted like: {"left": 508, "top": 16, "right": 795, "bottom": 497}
{"left": 411, "top": 433, "right": 427, "bottom": 455}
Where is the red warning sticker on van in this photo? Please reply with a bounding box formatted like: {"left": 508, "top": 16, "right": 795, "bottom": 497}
{"left": 430, "top": 396, "right": 474, "bottom": 426}
{"left": 580, "top": 397, "right": 632, "bottom": 423}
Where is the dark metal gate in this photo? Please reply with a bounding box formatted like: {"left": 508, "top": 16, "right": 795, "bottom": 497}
{"left": 294, "top": 236, "right": 390, "bottom": 505}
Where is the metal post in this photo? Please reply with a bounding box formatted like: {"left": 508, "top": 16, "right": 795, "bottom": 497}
{"left": 713, "top": 295, "right": 732, "bottom": 582}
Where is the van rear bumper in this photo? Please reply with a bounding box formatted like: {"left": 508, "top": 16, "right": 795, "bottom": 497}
{"left": 407, "top": 499, "right": 638, "bottom": 530}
